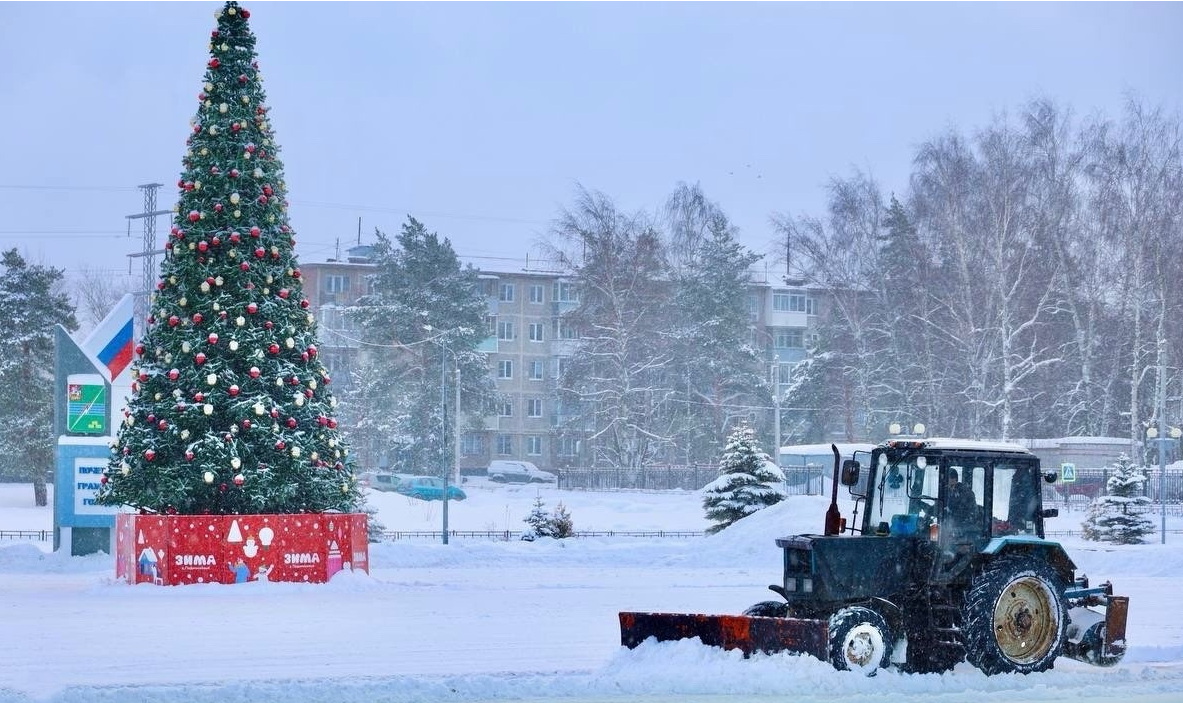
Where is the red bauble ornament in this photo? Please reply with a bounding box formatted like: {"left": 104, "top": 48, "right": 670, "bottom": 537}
{"left": 240, "top": 262, "right": 250, "bottom": 272}
{"left": 168, "top": 369, "right": 180, "bottom": 381}
{"left": 238, "top": 74, "right": 248, "bottom": 85}
{"left": 230, "top": 231, "right": 241, "bottom": 243}
{"left": 241, "top": 419, "right": 251, "bottom": 430}
{"left": 183, "top": 181, "right": 194, "bottom": 191}
{"left": 275, "top": 440, "right": 285, "bottom": 450}
{"left": 317, "top": 416, "right": 327, "bottom": 427}
{"left": 211, "top": 236, "right": 221, "bottom": 247}
{"left": 258, "top": 195, "right": 268, "bottom": 205}
{"left": 300, "top": 299, "right": 310, "bottom": 309}
{"left": 147, "top": 414, "right": 156, "bottom": 424}
{"left": 234, "top": 474, "right": 245, "bottom": 486}
{"left": 300, "top": 352, "right": 309, "bottom": 362}
{"left": 208, "top": 333, "right": 219, "bottom": 345}
{"left": 228, "top": 384, "right": 239, "bottom": 396}
{"left": 100, "top": 475, "right": 108, "bottom": 485}
{"left": 219, "top": 310, "right": 228, "bottom": 320}
{"left": 209, "top": 166, "right": 220, "bottom": 175}
{"left": 278, "top": 289, "right": 289, "bottom": 299}
{"left": 231, "top": 123, "right": 241, "bottom": 133}
{"left": 307, "top": 345, "right": 317, "bottom": 356}
{"left": 214, "top": 203, "right": 223, "bottom": 213}
{"left": 193, "top": 312, "right": 204, "bottom": 324}
{"left": 185, "top": 450, "right": 194, "bottom": 461}
{"left": 156, "top": 281, "right": 165, "bottom": 291}
{"left": 254, "top": 248, "right": 265, "bottom": 259}
{"left": 335, "top": 462, "right": 344, "bottom": 471}
{"left": 289, "top": 376, "right": 299, "bottom": 386}
{"left": 304, "top": 388, "right": 313, "bottom": 398}
{"left": 245, "top": 281, "right": 255, "bottom": 290}
{"left": 135, "top": 344, "right": 146, "bottom": 356}
{"left": 270, "top": 251, "right": 279, "bottom": 260}
{"left": 168, "top": 315, "right": 179, "bottom": 327}
{"left": 229, "top": 168, "right": 240, "bottom": 178}
{"left": 250, "top": 226, "right": 261, "bottom": 238}
{"left": 198, "top": 240, "right": 209, "bottom": 252}
{"left": 195, "top": 352, "right": 207, "bottom": 365}
{"left": 268, "top": 343, "right": 280, "bottom": 355}
{"left": 245, "top": 143, "right": 257, "bottom": 153}
{"left": 164, "top": 242, "right": 173, "bottom": 251}
{"left": 241, "top": 8, "right": 250, "bottom": 18}
{"left": 219, "top": 483, "right": 228, "bottom": 493}
{"left": 263, "top": 185, "right": 273, "bottom": 196}
{"left": 194, "top": 392, "right": 205, "bottom": 402}
{"left": 206, "top": 276, "right": 216, "bottom": 285}
{"left": 247, "top": 302, "right": 258, "bottom": 314}
{"left": 188, "top": 210, "right": 200, "bottom": 223}
{"left": 270, "top": 408, "right": 278, "bottom": 418}
{"left": 264, "top": 321, "right": 274, "bottom": 330}
{"left": 286, "top": 418, "right": 297, "bottom": 428}
{"left": 157, "top": 420, "right": 168, "bottom": 431}
{"left": 328, "top": 418, "right": 338, "bottom": 429}
{"left": 144, "top": 449, "right": 156, "bottom": 461}
{"left": 292, "top": 268, "right": 302, "bottom": 278}
{"left": 249, "top": 366, "right": 261, "bottom": 378}
{"left": 323, "top": 376, "right": 331, "bottom": 385}
{"left": 208, "top": 57, "right": 220, "bottom": 69}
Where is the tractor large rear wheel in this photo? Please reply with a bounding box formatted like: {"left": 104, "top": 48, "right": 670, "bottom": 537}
{"left": 961, "top": 556, "right": 1067, "bottom": 675}
{"left": 828, "top": 606, "right": 893, "bottom": 675}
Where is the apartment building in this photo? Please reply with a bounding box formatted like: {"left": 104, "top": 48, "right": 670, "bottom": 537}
{"left": 302, "top": 248, "right": 821, "bottom": 473}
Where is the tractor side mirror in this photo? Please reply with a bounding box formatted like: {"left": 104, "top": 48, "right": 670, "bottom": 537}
{"left": 1041, "top": 508, "right": 1059, "bottom": 519}
{"left": 1044, "top": 472, "right": 1058, "bottom": 484}
{"left": 840, "top": 459, "right": 860, "bottom": 486}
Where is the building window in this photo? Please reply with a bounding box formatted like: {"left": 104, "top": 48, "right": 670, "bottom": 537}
{"left": 497, "top": 360, "right": 513, "bottom": 379}
{"left": 499, "top": 400, "right": 513, "bottom": 417}
{"left": 748, "top": 294, "right": 759, "bottom": 318}
{"left": 554, "top": 281, "right": 578, "bottom": 303}
{"left": 460, "top": 433, "right": 484, "bottom": 456}
{"left": 484, "top": 315, "right": 497, "bottom": 337}
{"left": 528, "top": 322, "right": 544, "bottom": 342}
{"left": 498, "top": 321, "right": 515, "bottom": 340}
{"left": 499, "top": 283, "right": 515, "bottom": 302}
{"left": 554, "top": 356, "right": 569, "bottom": 379}
{"left": 527, "top": 398, "right": 543, "bottom": 418}
{"left": 480, "top": 279, "right": 496, "bottom": 298}
{"left": 554, "top": 318, "right": 578, "bottom": 340}
{"left": 526, "top": 436, "right": 542, "bottom": 456}
{"left": 772, "top": 293, "right": 815, "bottom": 314}
{"left": 496, "top": 434, "right": 513, "bottom": 455}
{"left": 775, "top": 329, "right": 804, "bottom": 349}
{"left": 324, "top": 275, "right": 350, "bottom": 294}
{"left": 558, "top": 436, "right": 579, "bottom": 456}
{"left": 777, "top": 363, "right": 792, "bottom": 385}
{"left": 529, "top": 284, "right": 544, "bottom": 304}
{"left": 529, "top": 360, "right": 544, "bottom": 380}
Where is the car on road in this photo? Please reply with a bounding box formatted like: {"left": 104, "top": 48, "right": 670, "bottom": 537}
{"left": 486, "top": 460, "right": 558, "bottom": 484}
{"left": 395, "top": 476, "right": 467, "bottom": 502}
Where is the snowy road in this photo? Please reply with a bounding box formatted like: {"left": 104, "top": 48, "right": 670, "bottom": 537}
{"left": 2, "top": 559, "right": 1182, "bottom": 703}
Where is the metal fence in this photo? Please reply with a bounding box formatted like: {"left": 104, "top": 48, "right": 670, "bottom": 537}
{"left": 1045, "top": 468, "right": 1183, "bottom": 508}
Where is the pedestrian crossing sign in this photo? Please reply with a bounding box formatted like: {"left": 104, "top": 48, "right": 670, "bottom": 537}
{"left": 1061, "top": 463, "right": 1077, "bottom": 483}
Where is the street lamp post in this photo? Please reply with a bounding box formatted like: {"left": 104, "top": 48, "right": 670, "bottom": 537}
{"left": 772, "top": 355, "right": 781, "bottom": 473}
{"left": 424, "top": 323, "right": 457, "bottom": 546}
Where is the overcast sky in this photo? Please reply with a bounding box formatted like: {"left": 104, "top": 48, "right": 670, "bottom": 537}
{"left": 1, "top": 2, "right": 1180, "bottom": 290}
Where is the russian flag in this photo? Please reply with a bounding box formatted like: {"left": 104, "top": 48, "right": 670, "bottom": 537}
{"left": 81, "top": 294, "right": 135, "bottom": 383}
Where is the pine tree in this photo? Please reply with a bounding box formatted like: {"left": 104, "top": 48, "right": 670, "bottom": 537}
{"left": 702, "top": 423, "right": 785, "bottom": 534}
{"left": 1082, "top": 454, "right": 1155, "bottom": 544}
{"left": 549, "top": 501, "right": 574, "bottom": 538}
{"left": 0, "top": 250, "right": 79, "bottom": 507}
{"left": 344, "top": 220, "right": 495, "bottom": 477}
{"left": 523, "top": 494, "right": 551, "bottom": 540}
{"left": 95, "top": 2, "right": 360, "bottom": 515}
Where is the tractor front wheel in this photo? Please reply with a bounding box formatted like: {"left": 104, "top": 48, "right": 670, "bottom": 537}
{"left": 961, "top": 556, "right": 1067, "bottom": 675}
{"left": 828, "top": 606, "right": 893, "bottom": 675}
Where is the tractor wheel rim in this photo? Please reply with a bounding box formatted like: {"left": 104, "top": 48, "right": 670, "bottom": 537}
{"left": 844, "top": 624, "right": 883, "bottom": 669}
{"left": 993, "top": 576, "right": 1057, "bottom": 663}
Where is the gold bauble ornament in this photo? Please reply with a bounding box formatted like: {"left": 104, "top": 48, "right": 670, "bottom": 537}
{"left": 218, "top": 103, "right": 228, "bottom": 114}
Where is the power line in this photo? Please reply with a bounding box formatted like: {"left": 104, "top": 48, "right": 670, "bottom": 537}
{"left": 0, "top": 184, "right": 138, "bottom": 192}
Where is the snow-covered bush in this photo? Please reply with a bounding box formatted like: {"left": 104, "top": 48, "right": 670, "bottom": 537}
{"left": 1082, "top": 454, "right": 1155, "bottom": 544}
{"left": 702, "top": 423, "right": 785, "bottom": 534}
{"left": 521, "top": 495, "right": 575, "bottom": 540}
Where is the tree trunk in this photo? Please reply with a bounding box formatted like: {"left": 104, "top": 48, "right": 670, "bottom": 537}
{"left": 32, "top": 471, "right": 48, "bottom": 507}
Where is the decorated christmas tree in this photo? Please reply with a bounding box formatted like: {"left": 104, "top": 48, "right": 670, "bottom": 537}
{"left": 96, "top": 1, "right": 360, "bottom": 516}
{"left": 702, "top": 423, "right": 785, "bottom": 534}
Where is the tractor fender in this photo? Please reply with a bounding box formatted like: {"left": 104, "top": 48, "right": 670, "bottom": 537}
{"left": 978, "top": 536, "right": 1076, "bottom": 585}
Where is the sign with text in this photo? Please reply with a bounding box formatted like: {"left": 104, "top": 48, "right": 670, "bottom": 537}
{"left": 73, "top": 457, "right": 116, "bottom": 516}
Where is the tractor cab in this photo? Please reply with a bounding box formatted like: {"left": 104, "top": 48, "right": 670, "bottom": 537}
{"left": 847, "top": 439, "right": 1053, "bottom": 545}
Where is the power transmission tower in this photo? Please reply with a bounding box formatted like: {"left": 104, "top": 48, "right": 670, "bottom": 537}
{"left": 125, "top": 183, "right": 170, "bottom": 338}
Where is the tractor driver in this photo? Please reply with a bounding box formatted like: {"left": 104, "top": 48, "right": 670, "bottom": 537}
{"left": 945, "top": 469, "right": 978, "bottom": 537}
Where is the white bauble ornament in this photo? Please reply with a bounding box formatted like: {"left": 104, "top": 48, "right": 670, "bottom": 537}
{"left": 204, "top": 471, "right": 215, "bottom": 484}
{"left": 206, "top": 373, "right": 218, "bottom": 386}
{"left": 203, "top": 404, "right": 213, "bottom": 416}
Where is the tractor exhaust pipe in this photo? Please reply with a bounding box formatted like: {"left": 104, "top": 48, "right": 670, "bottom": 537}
{"left": 824, "top": 443, "right": 842, "bottom": 535}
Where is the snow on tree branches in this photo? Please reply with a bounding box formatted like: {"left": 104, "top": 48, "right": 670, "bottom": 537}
{"left": 1082, "top": 454, "right": 1155, "bottom": 545}
{"left": 702, "top": 423, "right": 784, "bottom": 534}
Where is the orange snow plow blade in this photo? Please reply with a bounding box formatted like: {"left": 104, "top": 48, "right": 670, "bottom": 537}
{"left": 619, "top": 612, "right": 829, "bottom": 660}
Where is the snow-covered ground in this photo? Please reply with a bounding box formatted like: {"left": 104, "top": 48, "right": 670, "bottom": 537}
{"left": 1, "top": 480, "right": 1182, "bottom": 703}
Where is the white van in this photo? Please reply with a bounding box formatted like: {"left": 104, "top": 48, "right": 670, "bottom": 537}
{"left": 486, "top": 460, "right": 557, "bottom": 484}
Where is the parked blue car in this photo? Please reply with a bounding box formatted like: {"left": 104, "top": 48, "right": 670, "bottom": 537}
{"left": 395, "top": 476, "right": 467, "bottom": 502}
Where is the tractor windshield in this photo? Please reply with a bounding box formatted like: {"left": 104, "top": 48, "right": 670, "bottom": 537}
{"left": 865, "top": 449, "right": 940, "bottom": 536}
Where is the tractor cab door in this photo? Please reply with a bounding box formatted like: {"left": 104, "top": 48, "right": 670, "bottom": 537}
{"left": 934, "top": 460, "right": 988, "bottom": 580}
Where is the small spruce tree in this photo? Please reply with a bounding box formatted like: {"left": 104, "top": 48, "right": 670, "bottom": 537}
{"left": 702, "top": 423, "right": 785, "bottom": 534}
{"left": 523, "top": 495, "right": 552, "bottom": 539}
{"left": 1082, "top": 454, "right": 1155, "bottom": 545}
{"left": 550, "top": 501, "right": 574, "bottom": 538}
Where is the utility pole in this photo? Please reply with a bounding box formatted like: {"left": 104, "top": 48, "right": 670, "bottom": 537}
{"left": 772, "top": 355, "right": 781, "bottom": 471}
{"left": 125, "top": 183, "right": 169, "bottom": 338}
